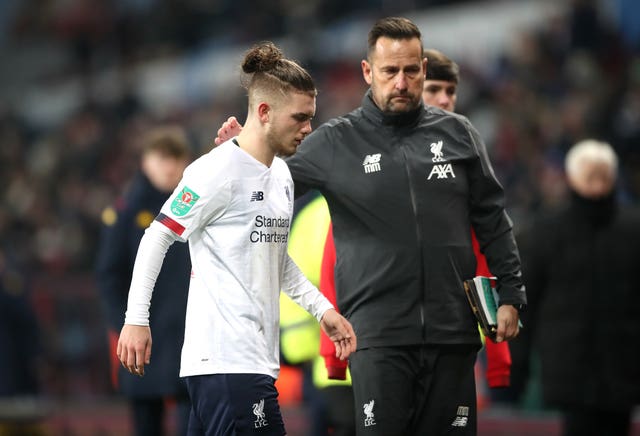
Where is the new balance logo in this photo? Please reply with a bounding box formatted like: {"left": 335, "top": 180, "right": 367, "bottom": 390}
{"left": 451, "top": 405, "right": 469, "bottom": 427}
{"left": 363, "top": 154, "right": 381, "bottom": 174}
{"left": 250, "top": 191, "right": 264, "bottom": 201}
{"left": 428, "top": 164, "right": 456, "bottom": 179}
{"left": 451, "top": 416, "right": 468, "bottom": 427}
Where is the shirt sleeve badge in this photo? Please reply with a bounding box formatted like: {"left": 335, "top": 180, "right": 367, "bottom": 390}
{"left": 170, "top": 186, "right": 200, "bottom": 216}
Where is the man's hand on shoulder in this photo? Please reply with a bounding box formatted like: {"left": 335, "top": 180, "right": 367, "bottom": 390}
{"left": 214, "top": 116, "right": 243, "bottom": 146}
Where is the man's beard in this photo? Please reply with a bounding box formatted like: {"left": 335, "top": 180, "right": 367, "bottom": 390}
{"left": 383, "top": 93, "right": 420, "bottom": 113}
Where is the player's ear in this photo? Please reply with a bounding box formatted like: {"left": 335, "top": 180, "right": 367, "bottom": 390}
{"left": 257, "top": 102, "right": 270, "bottom": 124}
{"left": 362, "top": 60, "right": 373, "bottom": 85}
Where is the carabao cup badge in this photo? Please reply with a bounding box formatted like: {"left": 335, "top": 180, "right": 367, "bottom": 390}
{"left": 171, "top": 186, "right": 200, "bottom": 216}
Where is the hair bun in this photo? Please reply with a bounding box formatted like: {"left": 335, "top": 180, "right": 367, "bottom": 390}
{"left": 242, "top": 41, "right": 284, "bottom": 74}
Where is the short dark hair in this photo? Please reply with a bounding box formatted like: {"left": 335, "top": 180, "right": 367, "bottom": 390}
{"left": 424, "top": 48, "right": 459, "bottom": 84}
{"left": 142, "top": 126, "right": 190, "bottom": 159}
{"left": 367, "top": 17, "right": 422, "bottom": 57}
{"left": 241, "top": 41, "right": 316, "bottom": 98}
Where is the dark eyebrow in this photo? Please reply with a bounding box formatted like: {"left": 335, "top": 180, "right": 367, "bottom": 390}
{"left": 292, "top": 112, "right": 314, "bottom": 121}
{"left": 381, "top": 63, "right": 421, "bottom": 73}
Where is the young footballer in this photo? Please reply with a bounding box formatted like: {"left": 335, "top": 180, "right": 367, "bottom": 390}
{"left": 117, "top": 41, "right": 356, "bottom": 436}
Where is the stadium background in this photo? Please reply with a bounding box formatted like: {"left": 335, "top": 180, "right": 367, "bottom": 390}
{"left": 0, "top": 0, "right": 639, "bottom": 434}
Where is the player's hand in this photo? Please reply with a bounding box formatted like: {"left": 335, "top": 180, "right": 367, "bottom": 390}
{"left": 495, "top": 305, "right": 519, "bottom": 342}
{"left": 320, "top": 308, "right": 357, "bottom": 360}
{"left": 117, "top": 324, "right": 152, "bottom": 377}
{"left": 214, "top": 116, "right": 243, "bottom": 146}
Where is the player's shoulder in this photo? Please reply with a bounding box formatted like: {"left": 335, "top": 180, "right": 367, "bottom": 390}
{"left": 184, "top": 141, "right": 236, "bottom": 178}
{"left": 201, "top": 140, "right": 238, "bottom": 162}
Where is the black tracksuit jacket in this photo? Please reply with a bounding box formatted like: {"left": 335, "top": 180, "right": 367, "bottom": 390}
{"left": 286, "top": 91, "right": 526, "bottom": 349}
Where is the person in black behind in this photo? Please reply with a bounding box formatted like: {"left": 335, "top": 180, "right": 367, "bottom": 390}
{"left": 518, "top": 139, "right": 640, "bottom": 436}
{"left": 0, "top": 248, "right": 45, "bottom": 435}
{"left": 95, "top": 126, "right": 192, "bottom": 436}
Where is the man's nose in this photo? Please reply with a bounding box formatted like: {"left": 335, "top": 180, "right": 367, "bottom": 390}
{"left": 395, "top": 73, "right": 408, "bottom": 90}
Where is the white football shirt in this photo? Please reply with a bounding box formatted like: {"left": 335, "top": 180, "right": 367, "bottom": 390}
{"left": 127, "top": 140, "right": 333, "bottom": 379}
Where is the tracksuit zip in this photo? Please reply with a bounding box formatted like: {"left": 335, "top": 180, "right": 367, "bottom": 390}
{"left": 400, "top": 139, "right": 426, "bottom": 341}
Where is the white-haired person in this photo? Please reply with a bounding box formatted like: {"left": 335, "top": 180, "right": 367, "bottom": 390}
{"left": 518, "top": 139, "right": 640, "bottom": 436}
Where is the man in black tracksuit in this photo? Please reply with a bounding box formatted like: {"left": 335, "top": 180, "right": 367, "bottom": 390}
{"left": 285, "top": 17, "right": 526, "bottom": 435}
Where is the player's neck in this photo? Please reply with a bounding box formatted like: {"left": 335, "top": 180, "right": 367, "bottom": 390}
{"left": 236, "top": 129, "right": 275, "bottom": 167}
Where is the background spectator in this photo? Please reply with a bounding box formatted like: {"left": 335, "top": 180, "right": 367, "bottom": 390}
{"left": 516, "top": 139, "right": 640, "bottom": 436}
{"left": 95, "top": 126, "right": 192, "bottom": 436}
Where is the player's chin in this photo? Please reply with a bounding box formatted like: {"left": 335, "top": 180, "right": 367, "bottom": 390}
{"left": 279, "top": 142, "right": 299, "bottom": 157}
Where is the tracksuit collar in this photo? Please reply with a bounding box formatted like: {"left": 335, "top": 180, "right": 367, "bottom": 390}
{"left": 361, "top": 89, "right": 424, "bottom": 127}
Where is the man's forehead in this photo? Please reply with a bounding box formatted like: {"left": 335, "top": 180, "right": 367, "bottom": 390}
{"left": 371, "top": 37, "right": 423, "bottom": 64}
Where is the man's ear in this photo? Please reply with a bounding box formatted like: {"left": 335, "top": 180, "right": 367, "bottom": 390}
{"left": 361, "top": 60, "right": 373, "bottom": 85}
{"left": 257, "top": 102, "right": 270, "bottom": 123}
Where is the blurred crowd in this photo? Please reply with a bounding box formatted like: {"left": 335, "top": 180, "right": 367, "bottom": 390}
{"left": 0, "top": 0, "right": 638, "bottom": 417}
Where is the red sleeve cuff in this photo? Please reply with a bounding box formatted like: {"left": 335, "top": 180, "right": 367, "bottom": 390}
{"left": 327, "top": 365, "right": 347, "bottom": 380}
{"left": 487, "top": 372, "right": 510, "bottom": 388}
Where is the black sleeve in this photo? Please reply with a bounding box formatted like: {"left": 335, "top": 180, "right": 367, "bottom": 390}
{"left": 465, "top": 119, "right": 526, "bottom": 306}
{"left": 94, "top": 203, "right": 134, "bottom": 330}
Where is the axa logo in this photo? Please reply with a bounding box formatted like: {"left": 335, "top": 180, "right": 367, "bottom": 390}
{"left": 451, "top": 405, "right": 469, "bottom": 428}
{"left": 253, "top": 398, "right": 268, "bottom": 428}
{"left": 363, "top": 154, "right": 381, "bottom": 174}
{"left": 427, "top": 140, "right": 456, "bottom": 179}
{"left": 363, "top": 399, "right": 376, "bottom": 427}
{"left": 428, "top": 164, "right": 456, "bottom": 179}
{"left": 250, "top": 191, "right": 264, "bottom": 201}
